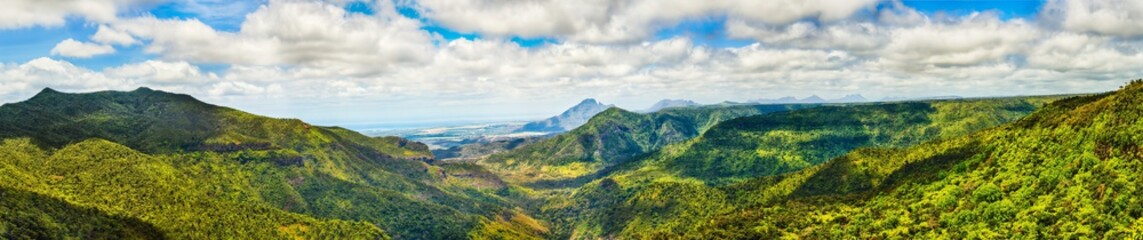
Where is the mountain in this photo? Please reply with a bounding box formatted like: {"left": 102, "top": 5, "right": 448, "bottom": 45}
{"left": 751, "top": 94, "right": 866, "bottom": 104}
{"left": 833, "top": 94, "right": 867, "bottom": 102}
{"left": 481, "top": 104, "right": 817, "bottom": 187}
{"left": 882, "top": 95, "right": 963, "bottom": 102}
{"left": 4, "top": 82, "right": 1133, "bottom": 239}
{"left": 750, "top": 96, "right": 798, "bottom": 104}
{"left": 515, "top": 98, "right": 611, "bottom": 133}
{"left": 684, "top": 82, "right": 1143, "bottom": 238}
{"left": 536, "top": 95, "right": 1061, "bottom": 238}
{"left": 0, "top": 88, "right": 545, "bottom": 239}
{"left": 799, "top": 95, "right": 826, "bottom": 103}
{"left": 643, "top": 99, "right": 699, "bottom": 112}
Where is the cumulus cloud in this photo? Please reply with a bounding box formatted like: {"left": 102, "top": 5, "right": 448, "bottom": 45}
{"left": 50, "top": 39, "right": 116, "bottom": 58}
{"left": 1026, "top": 33, "right": 1143, "bottom": 72}
{"left": 105, "top": 60, "right": 217, "bottom": 84}
{"left": 1042, "top": 0, "right": 1143, "bottom": 37}
{"left": 92, "top": 25, "right": 137, "bottom": 46}
{"left": 108, "top": 0, "right": 434, "bottom": 76}
{"left": 0, "top": 0, "right": 142, "bottom": 29}
{"left": 414, "top": 0, "right": 882, "bottom": 44}
{"left": 0, "top": 58, "right": 129, "bottom": 100}
{"left": 878, "top": 13, "right": 1040, "bottom": 69}
{"left": 6, "top": 0, "right": 1143, "bottom": 125}
{"left": 726, "top": 20, "right": 888, "bottom": 52}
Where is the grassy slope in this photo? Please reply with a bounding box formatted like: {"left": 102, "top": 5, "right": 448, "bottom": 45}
{"left": 0, "top": 88, "right": 545, "bottom": 239}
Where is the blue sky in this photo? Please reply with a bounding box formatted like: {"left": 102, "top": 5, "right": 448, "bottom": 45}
{"left": 1, "top": 0, "right": 1049, "bottom": 69}
{"left": 0, "top": 0, "right": 1139, "bottom": 130}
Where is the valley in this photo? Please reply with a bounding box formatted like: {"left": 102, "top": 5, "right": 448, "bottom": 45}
{"left": 3, "top": 1, "right": 1140, "bottom": 239}
{"left": 1, "top": 81, "right": 1141, "bottom": 239}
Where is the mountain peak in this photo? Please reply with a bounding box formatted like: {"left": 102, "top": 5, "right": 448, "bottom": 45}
{"left": 516, "top": 98, "right": 612, "bottom": 133}
{"left": 32, "top": 87, "right": 63, "bottom": 98}
{"left": 834, "top": 94, "right": 867, "bottom": 102}
{"left": 39, "top": 87, "right": 60, "bottom": 94}
{"left": 800, "top": 95, "right": 825, "bottom": 103}
{"left": 577, "top": 98, "right": 601, "bottom": 106}
{"left": 645, "top": 99, "right": 699, "bottom": 112}
{"left": 569, "top": 98, "right": 608, "bottom": 111}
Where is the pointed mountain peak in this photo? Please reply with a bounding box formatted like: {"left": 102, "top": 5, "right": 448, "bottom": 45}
{"left": 577, "top": 98, "right": 601, "bottom": 105}
{"left": 517, "top": 98, "right": 612, "bottom": 133}
{"left": 569, "top": 98, "right": 609, "bottom": 111}
{"left": 35, "top": 87, "right": 61, "bottom": 96}
{"left": 28, "top": 87, "right": 67, "bottom": 101}
{"left": 801, "top": 95, "right": 825, "bottom": 103}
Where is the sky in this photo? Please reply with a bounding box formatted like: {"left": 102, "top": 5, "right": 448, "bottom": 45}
{"left": 1, "top": 0, "right": 1142, "bottom": 130}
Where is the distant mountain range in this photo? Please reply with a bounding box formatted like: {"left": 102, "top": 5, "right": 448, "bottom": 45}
{"left": 750, "top": 94, "right": 867, "bottom": 104}
{"left": 643, "top": 99, "right": 700, "bottom": 112}
{"left": 515, "top": 98, "right": 612, "bottom": 133}
{"left": 880, "top": 95, "right": 963, "bottom": 101}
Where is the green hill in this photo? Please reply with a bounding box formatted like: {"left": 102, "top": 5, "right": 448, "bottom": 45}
{"left": 0, "top": 186, "right": 166, "bottom": 239}
{"left": 0, "top": 88, "right": 545, "bottom": 239}
{"left": 683, "top": 81, "right": 1143, "bottom": 238}
{"left": 550, "top": 80, "right": 1143, "bottom": 239}
{"left": 665, "top": 97, "right": 1054, "bottom": 184}
{"left": 5, "top": 83, "right": 1137, "bottom": 239}
{"left": 480, "top": 104, "right": 814, "bottom": 187}
{"left": 538, "top": 96, "right": 1060, "bottom": 238}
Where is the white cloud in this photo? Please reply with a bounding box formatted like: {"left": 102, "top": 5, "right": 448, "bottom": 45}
{"left": 6, "top": 0, "right": 1143, "bottom": 125}
{"left": 878, "top": 14, "right": 1040, "bottom": 69}
{"left": 414, "top": 0, "right": 882, "bottom": 44}
{"left": 0, "top": 0, "right": 142, "bottom": 29}
{"left": 1042, "top": 0, "right": 1143, "bottom": 37}
{"left": 1026, "top": 33, "right": 1143, "bottom": 72}
{"left": 0, "top": 58, "right": 131, "bottom": 100}
{"left": 92, "top": 25, "right": 137, "bottom": 46}
{"left": 726, "top": 20, "right": 888, "bottom": 52}
{"left": 50, "top": 39, "right": 116, "bottom": 58}
{"left": 110, "top": 0, "right": 434, "bottom": 76}
{"left": 727, "top": 0, "right": 883, "bottom": 24}
{"left": 105, "top": 60, "right": 216, "bottom": 84}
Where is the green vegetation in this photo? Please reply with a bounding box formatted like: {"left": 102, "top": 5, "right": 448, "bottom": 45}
{"left": 0, "top": 88, "right": 545, "bottom": 239}
{"left": 433, "top": 136, "right": 546, "bottom": 160}
{"left": 666, "top": 97, "right": 1054, "bottom": 184}
{"left": 481, "top": 104, "right": 815, "bottom": 186}
{"left": 0, "top": 186, "right": 165, "bottom": 239}
{"left": 679, "top": 81, "right": 1143, "bottom": 238}
{"left": 533, "top": 81, "right": 1143, "bottom": 239}
{"left": 0, "top": 138, "right": 386, "bottom": 239}
{"left": 538, "top": 96, "right": 1060, "bottom": 238}
{"left": 5, "top": 79, "right": 1142, "bottom": 239}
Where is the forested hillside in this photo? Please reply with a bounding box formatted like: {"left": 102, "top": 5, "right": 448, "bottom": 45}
{"left": 682, "top": 81, "right": 1143, "bottom": 238}
{"left": 4, "top": 81, "right": 1140, "bottom": 239}
{"left": 537, "top": 96, "right": 1060, "bottom": 238}
{"left": 0, "top": 88, "right": 546, "bottom": 239}
{"left": 480, "top": 104, "right": 816, "bottom": 186}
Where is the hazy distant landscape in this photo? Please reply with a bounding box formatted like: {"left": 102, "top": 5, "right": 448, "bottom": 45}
{"left": 4, "top": 0, "right": 1143, "bottom": 239}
